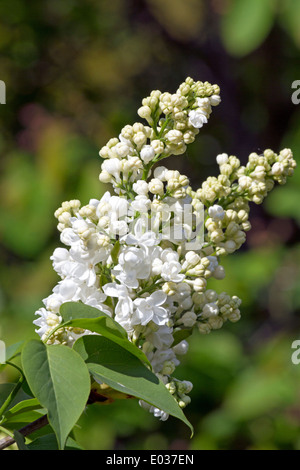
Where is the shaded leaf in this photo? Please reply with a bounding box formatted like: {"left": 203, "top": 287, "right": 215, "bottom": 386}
{"left": 27, "top": 433, "right": 83, "bottom": 450}
{"left": 0, "top": 383, "right": 32, "bottom": 413}
{"left": 13, "top": 430, "right": 29, "bottom": 450}
{"left": 172, "top": 328, "right": 193, "bottom": 347}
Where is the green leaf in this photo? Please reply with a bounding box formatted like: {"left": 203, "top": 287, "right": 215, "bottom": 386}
{"left": 264, "top": 185, "right": 300, "bottom": 221}
{"left": 220, "top": 0, "right": 275, "bottom": 56}
{"left": 13, "top": 430, "right": 29, "bottom": 450}
{"left": 5, "top": 341, "right": 25, "bottom": 362}
{"left": 110, "top": 239, "right": 120, "bottom": 264}
{"left": 0, "top": 383, "right": 32, "bottom": 414}
{"left": 21, "top": 340, "right": 91, "bottom": 449}
{"left": 224, "top": 368, "right": 295, "bottom": 421}
{"left": 73, "top": 335, "right": 193, "bottom": 435}
{"left": 172, "top": 328, "right": 193, "bottom": 347}
{"left": 27, "top": 433, "right": 83, "bottom": 450}
{"left": 2, "top": 411, "right": 46, "bottom": 428}
{"left": 2, "top": 398, "right": 42, "bottom": 423}
{"left": 60, "top": 302, "right": 151, "bottom": 367}
{"left": 279, "top": 0, "right": 300, "bottom": 48}
{"left": 60, "top": 301, "right": 127, "bottom": 336}
{"left": 0, "top": 152, "right": 59, "bottom": 257}
{"left": 0, "top": 384, "right": 15, "bottom": 408}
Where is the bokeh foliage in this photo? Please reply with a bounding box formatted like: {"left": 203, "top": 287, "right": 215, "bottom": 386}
{"left": 0, "top": 0, "right": 300, "bottom": 450}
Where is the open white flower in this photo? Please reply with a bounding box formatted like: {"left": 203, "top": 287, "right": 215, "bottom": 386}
{"left": 188, "top": 109, "right": 208, "bottom": 128}
{"left": 113, "top": 246, "right": 151, "bottom": 289}
{"left": 133, "top": 291, "right": 168, "bottom": 326}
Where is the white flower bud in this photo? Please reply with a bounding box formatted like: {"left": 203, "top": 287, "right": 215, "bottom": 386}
{"left": 47, "top": 313, "right": 60, "bottom": 327}
{"left": 154, "top": 166, "right": 168, "bottom": 181}
{"left": 151, "top": 139, "right": 164, "bottom": 155}
{"left": 208, "top": 316, "right": 223, "bottom": 329}
{"left": 140, "top": 145, "right": 155, "bottom": 164}
{"left": 210, "top": 94, "right": 221, "bottom": 106}
{"left": 97, "top": 233, "right": 110, "bottom": 247}
{"left": 192, "top": 277, "right": 207, "bottom": 292}
{"left": 224, "top": 240, "right": 236, "bottom": 253}
{"left": 180, "top": 311, "right": 197, "bottom": 327}
{"left": 271, "top": 162, "right": 284, "bottom": 176}
{"left": 115, "top": 142, "right": 131, "bottom": 158}
{"left": 252, "top": 165, "right": 266, "bottom": 179}
{"left": 216, "top": 153, "right": 229, "bottom": 165}
{"left": 162, "top": 282, "right": 177, "bottom": 296}
{"left": 188, "top": 109, "right": 208, "bottom": 128}
{"left": 181, "top": 297, "right": 193, "bottom": 310}
{"left": 101, "top": 157, "right": 122, "bottom": 176}
{"left": 208, "top": 204, "right": 225, "bottom": 220}
{"left": 238, "top": 175, "right": 252, "bottom": 190}
{"left": 133, "top": 180, "right": 149, "bottom": 195}
{"left": 166, "top": 130, "right": 183, "bottom": 144}
{"left": 173, "top": 340, "right": 189, "bottom": 355}
{"left": 133, "top": 131, "right": 147, "bottom": 148}
{"left": 185, "top": 251, "right": 200, "bottom": 267}
{"left": 213, "top": 265, "right": 225, "bottom": 280}
{"left": 198, "top": 323, "right": 211, "bottom": 334}
{"left": 99, "top": 146, "right": 111, "bottom": 158}
{"left": 148, "top": 178, "right": 164, "bottom": 195}
{"left": 178, "top": 396, "right": 191, "bottom": 408}
{"left": 99, "top": 170, "right": 113, "bottom": 183}
{"left": 182, "top": 380, "right": 193, "bottom": 393}
{"left": 138, "top": 105, "right": 152, "bottom": 119}
{"left": 202, "top": 302, "right": 219, "bottom": 318}
{"left": 228, "top": 309, "right": 241, "bottom": 323}
{"left": 162, "top": 360, "right": 175, "bottom": 375}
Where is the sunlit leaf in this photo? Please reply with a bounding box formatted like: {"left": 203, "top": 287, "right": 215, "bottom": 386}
{"left": 21, "top": 340, "right": 91, "bottom": 449}
{"left": 73, "top": 335, "right": 193, "bottom": 435}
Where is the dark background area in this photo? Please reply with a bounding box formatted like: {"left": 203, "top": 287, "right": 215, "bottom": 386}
{"left": 1, "top": 0, "right": 300, "bottom": 450}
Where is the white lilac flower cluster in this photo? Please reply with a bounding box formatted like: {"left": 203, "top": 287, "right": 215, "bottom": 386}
{"left": 33, "top": 77, "right": 296, "bottom": 421}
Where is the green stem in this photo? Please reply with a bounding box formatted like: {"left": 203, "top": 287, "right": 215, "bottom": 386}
{"left": 136, "top": 278, "right": 163, "bottom": 297}
{"left": 0, "top": 425, "right": 14, "bottom": 438}
{"left": 0, "top": 366, "right": 25, "bottom": 419}
{"left": 158, "top": 116, "right": 172, "bottom": 138}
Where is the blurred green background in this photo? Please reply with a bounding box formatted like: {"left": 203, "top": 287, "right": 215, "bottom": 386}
{"left": 1, "top": 0, "right": 300, "bottom": 450}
